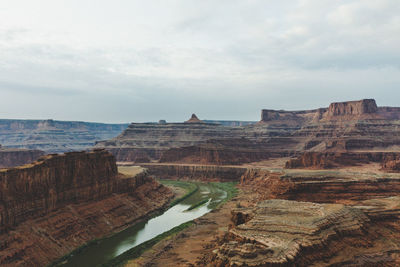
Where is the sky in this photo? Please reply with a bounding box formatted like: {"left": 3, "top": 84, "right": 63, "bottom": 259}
{"left": 0, "top": 0, "right": 399, "bottom": 123}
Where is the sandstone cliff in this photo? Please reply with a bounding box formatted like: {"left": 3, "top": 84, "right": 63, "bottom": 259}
{"left": 0, "top": 150, "right": 173, "bottom": 266}
{"left": 240, "top": 168, "right": 400, "bottom": 204}
{"left": 141, "top": 163, "right": 247, "bottom": 182}
{"left": 159, "top": 138, "right": 277, "bottom": 165}
{"left": 97, "top": 99, "right": 400, "bottom": 165}
{"left": 0, "top": 148, "right": 44, "bottom": 168}
{"left": 95, "top": 120, "right": 245, "bottom": 162}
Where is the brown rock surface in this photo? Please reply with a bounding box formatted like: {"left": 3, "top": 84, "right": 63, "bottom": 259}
{"left": 159, "top": 138, "right": 277, "bottom": 165}
{"left": 184, "top": 113, "right": 204, "bottom": 124}
{"left": 211, "top": 198, "right": 400, "bottom": 267}
{"left": 98, "top": 99, "right": 400, "bottom": 166}
{"left": 141, "top": 163, "right": 248, "bottom": 182}
{"left": 240, "top": 168, "right": 400, "bottom": 203}
{"left": 0, "top": 150, "right": 173, "bottom": 266}
{"left": 0, "top": 147, "right": 44, "bottom": 168}
{"left": 285, "top": 151, "right": 400, "bottom": 169}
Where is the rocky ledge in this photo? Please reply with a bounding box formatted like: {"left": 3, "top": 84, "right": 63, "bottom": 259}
{"left": 211, "top": 198, "right": 400, "bottom": 266}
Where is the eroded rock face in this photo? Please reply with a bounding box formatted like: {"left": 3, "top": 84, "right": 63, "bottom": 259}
{"left": 185, "top": 113, "right": 204, "bottom": 124}
{"left": 0, "top": 148, "right": 44, "bottom": 168}
{"left": 240, "top": 168, "right": 400, "bottom": 203}
{"left": 142, "top": 163, "right": 247, "bottom": 182}
{"left": 285, "top": 151, "right": 400, "bottom": 169}
{"left": 0, "top": 150, "right": 173, "bottom": 266}
{"left": 98, "top": 99, "right": 400, "bottom": 165}
{"left": 213, "top": 199, "right": 370, "bottom": 266}
{"left": 159, "top": 139, "right": 277, "bottom": 165}
{"left": 95, "top": 121, "right": 244, "bottom": 162}
{"left": 326, "top": 99, "right": 378, "bottom": 117}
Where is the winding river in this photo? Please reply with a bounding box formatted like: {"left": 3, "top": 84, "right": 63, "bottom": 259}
{"left": 60, "top": 182, "right": 228, "bottom": 266}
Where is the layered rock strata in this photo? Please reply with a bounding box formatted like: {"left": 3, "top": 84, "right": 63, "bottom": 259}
{"left": 0, "top": 148, "right": 44, "bottom": 168}
{"left": 240, "top": 168, "right": 400, "bottom": 203}
{"left": 96, "top": 120, "right": 245, "bottom": 162}
{"left": 0, "top": 119, "right": 128, "bottom": 153}
{"left": 141, "top": 163, "right": 247, "bottom": 182}
{"left": 97, "top": 99, "right": 400, "bottom": 165}
{"left": 159, "top": 139, "right": 279, "bottom": 165}
{"left": 0, "top": 150, "right": 173, "bottom": 266}
{"left": 285, "top": 151, "right": 400, "bottom": 169}
{"left": 212, "top": 199, "right": 400, "bottom": 266}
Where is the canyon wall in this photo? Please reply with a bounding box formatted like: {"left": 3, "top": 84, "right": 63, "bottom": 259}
{"left": 240, "top": 168, "right": 400, "bottom": 204}
{"left": 0, "top": 148, "right": 44, "bottom": 168}
{"left": 98, "top": 99, "right": 400, "bottom": 165}
{"left": 159, "top": 139, "right": 276, "bottom": 165}
{"left": 141, "top": 163, "right": 247, "bottom": 182}
{"left": 95, "top": 119, "right": 245, "bottom": 162}
{"left": 0, "top": 150, "right": 173, "bottom": 266}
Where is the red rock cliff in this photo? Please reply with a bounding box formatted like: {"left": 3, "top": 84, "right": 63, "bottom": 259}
{"left": 326, "top": 99, "right": 378, "bottom": 117}
{"left": 0, "top": 150, "right": 173, "bottom": 266}
{"left": 0, "top": 148, "right": 44, "bottom": 168}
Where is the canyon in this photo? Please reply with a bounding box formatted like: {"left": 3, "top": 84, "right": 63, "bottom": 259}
{"left": 1, "top": 98, "right": 400, "bottom": 266}
{"left": 0, "top": 150, "right": 173, "bottom": 266}
{"left": 100, "top": 99, "right": 400, "bottom": 266}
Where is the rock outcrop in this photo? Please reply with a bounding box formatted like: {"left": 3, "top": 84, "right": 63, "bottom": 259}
{"left": 97, "top": 99, "right": 400, "bottom": 165}
{"left": 0, "top": 148, "right": 44, "bottom": 168}
{"left": 211, "top": 199, "right": 400, "bottom": 266}
{"left": 141, "top": 163, "right": 247, "bottom": 182}
{"left": 240, "top": 168, "right": 400, "bottom": 203}
{"left": 95, "top": 119, "right": 244, "bottom": 163}
{"left": 0, "top": 119, "right": 128, "bottom": 153}
{"left": 159, "top": 138, "right": 277, "bottom": 165}
{"left": 184, "top": 113, "right": 204, "bottom": 124}
{"left": 0, "top": 150, "right": 173, "bottom": 266}
{"left": 325, "top": 99, "right": 378, "bottom": 118}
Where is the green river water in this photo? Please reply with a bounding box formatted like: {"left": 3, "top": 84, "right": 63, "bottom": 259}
{"left": 58, "top": 182, "right": 228, "bottom": 267}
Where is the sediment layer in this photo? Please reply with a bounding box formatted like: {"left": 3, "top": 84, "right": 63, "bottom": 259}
{"left": 141, "top": 163, "right": 247, "bottom": 182}
{"left": 0, "top": 148, "right": 44, "bottom": 168}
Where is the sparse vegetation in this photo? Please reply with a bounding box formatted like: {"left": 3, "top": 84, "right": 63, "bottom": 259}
{"left": 158, "top": 179, "right": 199, "bottom": 207}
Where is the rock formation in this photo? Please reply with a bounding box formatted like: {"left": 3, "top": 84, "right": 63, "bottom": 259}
{"left": 159, "top": 138, "right": 276, "bottom": 165}
{"left": 97, "top": 99, "right": 400, "bottom": 166}
{"left": 211, "top": 198, "right": 400, "bottom": 266}
{"left": 0, "top": 147, "right": 44, "bottom": 168}
{"left": 184, "top": 113, "right": 204, "bottom": 124}
{"left": 141, "top": 163, "right": 247, "bottom": 182}
{"left": 95, "top": 118, "right": 244, "bottom": 163}
{"left": 0, "top": 119, "right": 128, "bottom": 153}
{"left": 240, "top": 168, "right": 400, "bottom": 203}
{"left": 0, "top": 149, "right": 173, "bottom": 266}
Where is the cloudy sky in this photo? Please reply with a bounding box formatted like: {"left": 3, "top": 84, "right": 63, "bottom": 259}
{"left": 0, "top": 0, "right": 399, "bottom": 123}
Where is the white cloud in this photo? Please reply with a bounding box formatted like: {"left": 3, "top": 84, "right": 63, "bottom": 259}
{"left": 0, "top": 0, "right": 399, "bottom": 122}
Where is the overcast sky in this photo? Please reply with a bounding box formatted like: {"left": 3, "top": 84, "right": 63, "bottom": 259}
{"left": 0, "top": 0, "right": 399, "bottom": 123}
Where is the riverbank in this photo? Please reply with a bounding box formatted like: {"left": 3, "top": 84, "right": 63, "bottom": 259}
{"left": 123, "top": 183, "right": 240, "bottom": 266}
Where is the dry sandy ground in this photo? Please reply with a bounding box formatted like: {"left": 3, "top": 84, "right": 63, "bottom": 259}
{"left": 118, "top": 166, "right": 145, "bottom": 176}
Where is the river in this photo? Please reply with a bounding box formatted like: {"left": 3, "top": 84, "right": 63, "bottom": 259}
{"left": 60, "top": 182, "right": 228, "bottom": 266}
